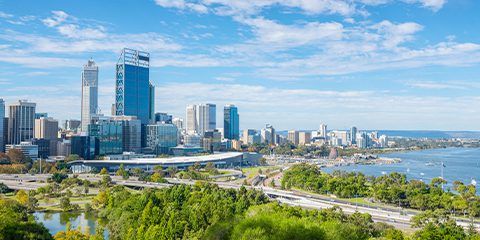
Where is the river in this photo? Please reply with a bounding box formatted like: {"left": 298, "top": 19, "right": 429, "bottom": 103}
{"left": 323, "top": 147, "right": 480, "bottom": 193}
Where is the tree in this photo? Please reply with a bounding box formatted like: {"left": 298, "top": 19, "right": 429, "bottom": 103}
{"left": 0, "top": 152, "right": 11, "bottom": 164}
{"left": 99, "top": 167, "right": 108, "bottom": 175}
{"left": 167, "top": 166, "right": 177, "bottom": 177}
{"left": 0, "top": 182, "right": 12, "bottom": 194}
{"left": 50, "top": 172, "right": 68, "bottom": 183}
{"left": 15, "top": 190, "right": 29, "bottom": 205}
{"left": 116, "top": 164, "right": 129, "bottom": 180}
{"left": 7, "top": 148, "right": 31, "bottom": 164}
{"left": 65, "top": 154, "right": 80, "bottom": 162}
{"left": 150, "top": 172, "right": 166, "bottom": 183}
{"left": 60, "top": 196, "right": 78, "bottom": 212}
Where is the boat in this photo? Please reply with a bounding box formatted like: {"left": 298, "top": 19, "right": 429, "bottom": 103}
{"left": 425, "top": 162, "right": 435, "bottom": 167}
{"left": 420, "top": 172, "right": 425, "bottom": 176}
{"left": 381, "top": 171, "right": 387, "bottom": 175}
{"left": 472, "top": 179, "right": 477, "bottom": 186}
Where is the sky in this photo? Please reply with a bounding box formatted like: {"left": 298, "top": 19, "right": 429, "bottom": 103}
{"left": 0, "top": 0, "right": 479, "bottom": 131}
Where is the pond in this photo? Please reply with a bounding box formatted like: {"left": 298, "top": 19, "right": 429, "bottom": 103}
{"left": 34, "top": 211, "right": 108, "bottom": 238}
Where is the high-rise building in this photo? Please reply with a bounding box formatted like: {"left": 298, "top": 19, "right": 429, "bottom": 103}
{"left": 64, "top": 119, "right": 81, "bottom": 131}
{"left": 81, "top": 59, "right": 98, "bottom": 132}
{"left": 35, "top": 113, "right": 48, "bottom": 119}
{"left": 8, "top": 100, "right": 36, "bottom": 145}
{"left": 319, "top": 124, "right": 327, "bottom": 138}
{"left": 202, "top": 129, "right": 222, "bottom": 152}
{"left": 172, "top": 117, "right": 184, "bottom": 132}
{"left": 115, "top": 48, "right": 154, "bottom": 125}
{"left": 197, "top": 103, "right": 216, "bottom": 136}
{"left": 111, "top": 115, "right": 141, "bottom": 153}
{"left": 287, "top": 130, "right": 299, "bottom": 145}
{"left": 0, "top": 99, "right": 4, "bottom": 152}
{"left": 224, "top": 104, "right": 239, "bottom": 140}
{"left": 146, "top": 123, "right": 178, "bottom": 154}
{"left": 35, "top": 117, "right": 59, "bottom": 140}
{"left": 184, "top": 134, "right": 201, "bottom": 147}
{"left": 260, "top": 124, "right": 276, "bottom": 145}
{"left": 2, "top": 118, "right": 7, "bottom": 150}
{"left": 350, "top": 126, "right": 357, "bottom": 145}
{"left": 298, "top": 131, "right": 312, "bottom": 145}
{"left": 71, "top": 136, "right": 98, "bottom": 160}
{"left": 155, "top": 112, "right": 173, "bottom": 124}
{"left": 88, "top": 117, "right": 123, "bottom": 155}
{"left": 242, "top": 129, "right": 257, "bottom": 144}
{"left": 186, "top": 104, "right": 197, "bottom": 134}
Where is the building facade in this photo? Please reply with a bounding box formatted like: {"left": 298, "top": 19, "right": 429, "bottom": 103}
{"left": 88, "top": 118, "right": 123, "bottom": 155}
{"left": 0, "top": 99, "right": 4, "bottom": 152}
{"left": 111, "top": 115, "right": 141, "bottom": 153}
{"left": 6, "top": 142, "right": 38, "bottom": 161}
{"left": 223, "top": 104, "right": 239, "bottom": 140}
{"left": 34, "top": 117, "right": 58, "bottom": 140}
{"left": 146, "top": 123, "right": 178, "bottom": 155}
{"left": 288, "top": 130, "right": 300, "bottom": 145}
{"left": 81, "top": 59, "right": 99, "bottom": 132}
{"left": 115, "top": 48, "right": 154, "bottom": 125}
{"left": 8, "top": 100, "right": 36, "bottom": 145}
{"left": 186, "top": 104, "right": 197, "bottom": 134}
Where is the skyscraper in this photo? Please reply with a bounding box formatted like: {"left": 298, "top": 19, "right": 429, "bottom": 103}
{"left": 81, "top": 59, "right": 98, "bottom": 132}
{"left": 186, "top": 104, "right": 197, "bottom": 134}
{"left": 35, "top": 117, "right": 59, "bottom": 140}
{"left": 115, "top": 48, "right": 154, "bottom": 125}
{"left": 224, "top": 104, "right": 239, "bottom": 140}
{"left": 287, "top": 130, "right": 299, "bottom": 145}
{"left": 0, "top": 99, "right": 4, "bottom": 152}
{"left": 319, "top": 123, "right": 327, "bottom": 138}
{"left": 197, "top": 103, "right": 216, "bottom": 136}
{"left": 350, "top": 126, "right": 357, "bottom": 145}
{"left": 8, "top": 100, "right": 36, "bottom": 145}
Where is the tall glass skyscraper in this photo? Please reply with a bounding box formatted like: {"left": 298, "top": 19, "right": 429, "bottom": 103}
{"left": 0, "top": 99, "right": 4, "bottom": 152}
{"left": 115, "top": 48, "right": 154, "bottom": 125}
{"left": 81, "top": 59, "right": 98, "bottom": 132}
{"left": 224, "top": 104, "right": 239, "bottom": 140}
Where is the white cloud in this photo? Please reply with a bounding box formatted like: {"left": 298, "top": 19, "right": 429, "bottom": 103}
{"left": 42, "top": 10, "right": 69, "bottom": 27}
{"left": 406, "top": 80, "right": 480, "bottom": 90}
{"left": 372, "top": 20, "right": 424, "bottom": 49}
{"left": 404, "top": 0, "right": 446, "bottom": 11}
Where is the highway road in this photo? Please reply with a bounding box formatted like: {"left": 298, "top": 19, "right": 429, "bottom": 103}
{"left": 1, "top": 174, "right": 479, "bottom": 231}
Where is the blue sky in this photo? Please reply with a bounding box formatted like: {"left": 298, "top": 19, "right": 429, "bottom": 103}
{"left": 0, "top": 0, "right": 479, "bottom": 131}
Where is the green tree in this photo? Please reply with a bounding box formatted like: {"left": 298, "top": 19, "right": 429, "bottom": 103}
{"left": 99, "top": 167, "right": 108, "bottom": 175}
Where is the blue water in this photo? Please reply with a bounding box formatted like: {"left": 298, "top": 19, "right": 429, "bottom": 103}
{"left": 323, "top": 148, "right": 480, "bottom": 193}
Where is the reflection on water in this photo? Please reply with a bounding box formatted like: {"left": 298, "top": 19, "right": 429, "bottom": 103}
{"left": 323, "top": 148, "right": 480, "bottom": 193}
{"left": 34, "top": 211, "right": 108, "bottom": 238}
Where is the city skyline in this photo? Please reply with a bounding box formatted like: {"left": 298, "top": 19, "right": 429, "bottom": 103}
{"left": 0, "top": 1, "right": 480, "bottom": 130}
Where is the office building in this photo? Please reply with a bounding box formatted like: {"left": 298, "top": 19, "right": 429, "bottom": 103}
{"left": 81, "top": 59, "right": 99, "bottom": 132}
{"left": 88, "top": 117, "right": 123, "bottom": 155}
{"left": 2, "top": 118, "right": 7, "bottom": 150}
{"left": 196, "top": 103, "right": 216, "bottom": 135}
{"left": 6, "top": 142, "right": 38, "bottom": 161}
{"left": 319, "top": 124, "right": 327, "bottom": 138}
{"left": 8, "top": 100, "right": 36, "bottom": 145}
{"left": 287, "top": 130, "right": 299, "bottom": 145}
{"left": 186, "top": 105, "right": 197, "bottom": 134}
{"left": 298, "top": 131, "right": 311, "bottom": 145}
{"left": 350, "top": 126, "right": 357, "bottom": 145}
{"left": 155, "top": 112, "right": 172, "bottom": 124}
{"left": 202, "top": 129, "right": 222, "bottom": 152}
{"left": 64, "top": 120, "right": 81, "bottom": 131}
{"left": 115, "top": 48, "right": 154, "bottom": 125}
{"left": 146, "top": 123, "right": 178, "bottom": 154}
{"left": 379, "top": 135, "right": 388, "bottom": 148}
{"left": 172, "top": 117, "right": 184, "bottom": 132}
{"left": 0, "top": 99, "right": 4, "bottom": 152}
{"left": 260, "top": 124, "right": 276, "bottom": 145}
{"left": 184, "top": 134, "right": 201, "bottom": 148}
{"left": 111, "top": 116, "right": 141, "bottom": 153}
{"left": 32, "top": 138, "right": 50, "bottom": 159}
{"left": 223, "top": 104, "right": 239, "bottom": 140}
{"left": 242, "top": 129, "right": 257, "bottom": 144}
{"left": 35, "top": 117, "right": 58, "bottom": 140}
{"left": 35, "top": 113, "right": 48, "bottom": 119}
{"left": 57, "top": 139, "right": 72, "bottom": 157}
{"left": 71, "top": 136, "right": 99, "bottom": 160}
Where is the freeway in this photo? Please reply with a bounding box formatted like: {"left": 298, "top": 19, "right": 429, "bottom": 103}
{"left": 1, "top": 174, "right": 478, "bottom": 231}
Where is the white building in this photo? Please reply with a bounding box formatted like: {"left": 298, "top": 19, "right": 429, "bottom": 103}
{"left": 6, "top": 142, "right": 38, "bottom": 161}
{"left": 8, "top": 100, "right": 36, "bottom": 145}
{"left": 319, "top": 124, "right": 327, "bottom": 138}
{"left": 81, "top": 59, "right": 98, "bottom": 132}
{"left": 186, "top": 105, "right": 197, "bottom": 135}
